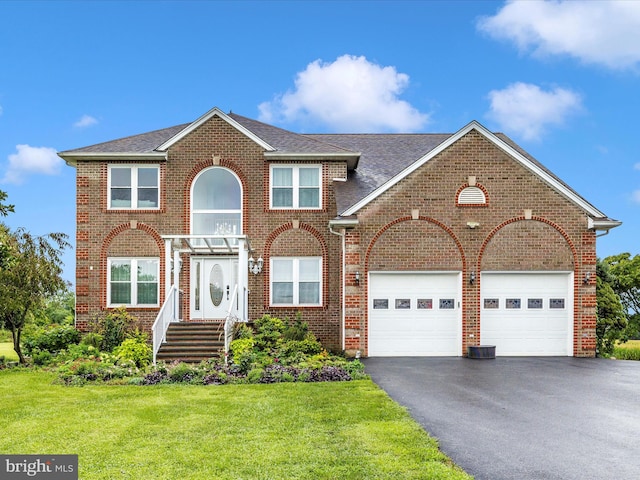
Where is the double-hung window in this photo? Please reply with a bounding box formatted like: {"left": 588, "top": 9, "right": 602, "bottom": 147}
{"left": 108, "top": 258, "right": 159, "bottom": 307}
{"left": 270, "top": 165, "right": 321, "bottom": 209}
{"left": 271, "top": 257, "right": 322, "bottom": 306}
{"left": 109, "top": 165, "right": 159, "bottom": 209}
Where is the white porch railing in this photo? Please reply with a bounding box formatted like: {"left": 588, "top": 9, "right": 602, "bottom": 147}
{"left": 152, "top": 285, "right": 181, "bottom": 365}
{"left": 224, "top": 284, "right": 239, "bottom": 364}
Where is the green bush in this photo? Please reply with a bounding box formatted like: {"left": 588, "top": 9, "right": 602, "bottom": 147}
{"left": 23, "top": 325, "right": 81, "bottom": 355}
{"left": 92, "top": 307, "right": 135, "bottom": 352}
{"left": 253, "top": 315, "right": 285, "bottom": 350}
{"left": 80, "top": 333, "right": 103, "bottom": 349}
{"left": 32, "top": 350, "right": 53, "bottom": 366}
{"left": 233, "top": 322, "right": 254, "bottom": 339}
{"left": 113, "top": 336, "right": 152, "bottom": 368}
{"left": 283, "top": 314, "right": 309, "bottom": 341}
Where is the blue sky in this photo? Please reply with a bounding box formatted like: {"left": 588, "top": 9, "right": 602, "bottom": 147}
{"left": 1, "top": 0, "right": 639, "bottom": 284}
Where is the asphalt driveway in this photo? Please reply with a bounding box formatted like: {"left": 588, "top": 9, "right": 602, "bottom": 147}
{"left": 364, "top": 357, "right": 640, "bottom": 480}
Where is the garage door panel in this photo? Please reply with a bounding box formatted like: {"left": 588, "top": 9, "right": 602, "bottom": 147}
{"left": 369, "top": 273, "right": 460, "bottom": 356}
{"left": 481, "top": 273, "right": 572, "bottom": 356}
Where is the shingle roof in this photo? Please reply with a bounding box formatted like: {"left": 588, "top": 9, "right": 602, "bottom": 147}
{"left": 62, "top": 124, "right": 190, "bottom": 154}
{"left": 306, "top": 134, "right": 451, "bottom": 213}
{"left": 58, "top": 110, "right": 617, "bottom": 224}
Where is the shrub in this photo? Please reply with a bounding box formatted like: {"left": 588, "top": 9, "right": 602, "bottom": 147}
{"left": 23, "top": 325, "right": 81, "bottom": 355}
{"left": 233, "top": 322, "right": 254, "bottom": 339}
{"left": 283, "top": 314, "right": 309, "bottom": 341}
{"left": 32, "top": 350, "right": 53, "bottom": 366}
{"left": 113, "top": 335, "right": 152, "bottom": 368}
{"left": 253, "top": 315, "right": 285, "bottom": 350}
{"left": 81, "top": 333, "right": 103, "bottom": 349}
{"left": 91, "top": 307, "right": 135, "bottom": 352}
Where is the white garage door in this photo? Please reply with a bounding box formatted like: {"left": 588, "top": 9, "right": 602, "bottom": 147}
{"left": 480, "top": 273, "right": 573, "bottom": 356}
{"left": 369, "top": 272, "right": 461, "bottom": 356}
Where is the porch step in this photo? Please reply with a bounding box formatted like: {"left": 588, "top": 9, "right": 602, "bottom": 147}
{"left": 156, "top": 322, "right": 225, "bottom": 364}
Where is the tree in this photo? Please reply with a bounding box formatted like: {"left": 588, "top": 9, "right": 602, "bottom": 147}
{"left": 0, "top": 189, "right": 14, "bottom": 217}
{"left": 602, "top": 253, "right": 640, "bottom": 339}
{"left": 596, "top": 260, "right": 627, "bottom": 355}
{"left": 0, "top": 227, "right": 70, "bottom": 363}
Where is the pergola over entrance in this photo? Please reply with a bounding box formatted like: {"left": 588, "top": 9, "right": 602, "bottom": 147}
{"left": 162, "top": 234, "right": 253, "bottom": 322}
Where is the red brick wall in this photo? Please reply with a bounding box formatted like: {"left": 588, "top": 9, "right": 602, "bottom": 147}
{"left": 342, "top": 130, "right": 597, "bottom": 357}
{"left": 74, "top": 115, "right": 344, "bottom": 350}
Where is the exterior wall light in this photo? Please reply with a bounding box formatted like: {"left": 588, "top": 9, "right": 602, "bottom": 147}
{"left": 248, "top": 256, "right": 263, "bottom": 275}
{"left": 470, "top": 271, "right": 476, "bottom": 284}
{"left": 355, "top": 271, "right": 360, "bottom": 285}
{"left": 584, "top": 272, "right": 591, "bottom": 285}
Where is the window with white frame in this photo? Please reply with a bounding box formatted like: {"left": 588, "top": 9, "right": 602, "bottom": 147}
{"left": 108, "top": 258, "right": 159, "bottom": 307}
{"left": 108, "top": 165, "right": 159, "bottom": 209}
{"left": 271, "top": 257, "right": 322, "bottom": 306}
{"left": 270, "top": 165, "right": 321, "bottom": 209}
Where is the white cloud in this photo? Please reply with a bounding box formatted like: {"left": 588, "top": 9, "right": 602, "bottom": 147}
{"left": 2, "top": 145, "right": 62, "bottom": 184}
{"left": 73, "top": 114, "right": 98, "bottom": 128}
{"left": 486, "top": 82, "right": 583, "bottom": 141}
{"left": 634, "top": 163, "right": 640, "bottom": 170}
{"left": 478, "top": 0, "right": 640, "bottom": 70}
{"left": 259, "top": 55, "right": 429, "bottom": 132}
{"left": 632, "top": 190, "right": 640, "bottom": 204}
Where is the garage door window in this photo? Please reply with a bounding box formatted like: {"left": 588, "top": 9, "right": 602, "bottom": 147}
{"left": 418, "top": 299, "right": 433, "bottom": 309}
{"left": 550, "top": 298, "right": 565, "bottom": 309}
{"left": 373, "top": 299, "right": 388, "bottom": 309}
{"left": 484, "top": 298, "right": 499, "bottom": 309}
{"left": 395, "top": 299, "right": 411, "bottom": 309}
{"left": 440, "top": 299, "right": 455, "bottom": 309}
{"left": 506, "top": 298, "right": 521, "bottom": 309}
{"left": 528, "top": 298, "right": 543, "bottom": 309}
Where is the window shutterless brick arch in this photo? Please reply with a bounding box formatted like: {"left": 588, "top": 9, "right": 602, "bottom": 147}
{"left": 182, "top": 158, "right": 250, "bottom": 234}
{"left": 98, "top": 222, "right": 166, "bottom": 330}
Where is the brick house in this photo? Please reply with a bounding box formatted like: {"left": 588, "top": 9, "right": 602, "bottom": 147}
{"left": 59, "top": 107, "right": 620, "bottom": 359}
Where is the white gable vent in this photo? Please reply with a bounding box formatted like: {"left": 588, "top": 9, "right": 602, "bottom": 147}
{"left": 458, "top": 186, "right": 486, "bottom": 205}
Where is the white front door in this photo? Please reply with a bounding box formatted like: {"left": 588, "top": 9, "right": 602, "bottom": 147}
{"left": 191, "top": 257, "right": 237, "bottom": 320}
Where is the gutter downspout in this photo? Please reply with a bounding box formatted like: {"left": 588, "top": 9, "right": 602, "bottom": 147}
{"left": 329, "top": 224, "right": 346, "bottom": 352}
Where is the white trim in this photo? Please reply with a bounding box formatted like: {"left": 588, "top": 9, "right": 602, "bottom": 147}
{"left": 156, "top": 107, "right": 275, "bottom": 152}
{"left": 59, "top": 152, "right": 166, "bottom": 167}
{"left": 107, "top": 164, "right": 160, "bottom": 210}
{"left": 269, "top": 164, "right": 322, "bottom": 210}
{"left": 341, "top": 120, "right": 607, "bottom": 218}
{"left": 270, "top": 256, "right": 323, "bottom": 307}
{"left": 107, "top": 257, "right": 160, "bottom": 307}
{"left": 190, "top": 166, "right": 243, "bottom": 239}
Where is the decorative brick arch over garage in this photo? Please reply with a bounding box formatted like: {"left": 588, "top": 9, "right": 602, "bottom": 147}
{"left": 478, "top": 216, "right": 581, "bottom": 356}
{"left": 364, "top": 216, "right": 467, "bottom": 356}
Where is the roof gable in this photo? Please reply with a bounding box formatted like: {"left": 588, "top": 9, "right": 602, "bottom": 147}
{"left": 156, "top": 107, "right": 275, "bottom": 152}
{"left": 339, "top": 120, "right": 607, "bottom": 219}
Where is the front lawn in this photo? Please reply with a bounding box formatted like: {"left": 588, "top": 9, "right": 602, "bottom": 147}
{"left": 0, "top": 369, "right": 471, "bottom": 479}
{"left": 0, "top": 341, "right": 18, "bottom": 361}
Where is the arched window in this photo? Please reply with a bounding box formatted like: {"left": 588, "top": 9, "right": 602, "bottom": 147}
{"left": 191, "top": 167, "right": 242, "bottom": 244}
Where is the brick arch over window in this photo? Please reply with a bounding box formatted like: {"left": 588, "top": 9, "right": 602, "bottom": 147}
{"left": 99, "top": 222, "right": 165, "bottom": 309}
{"left": 182, "top": 159, "right": 249, "bottom": 233}
{"left": 455, "top": 183, "right": 489, "bottom": 207}
{"left": 263, "top": 222, "right": 329, "bottom": 309}
{"left": 365, "top": 216, "right": 466, "bottom": 273}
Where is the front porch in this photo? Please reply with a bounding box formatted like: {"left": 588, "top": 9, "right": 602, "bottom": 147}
{"left": 153, "top": 234, "right": 260, "bottom": 363}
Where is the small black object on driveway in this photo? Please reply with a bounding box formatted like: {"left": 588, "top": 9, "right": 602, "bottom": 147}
{"left": 364, "top": 357, "right": 640, "bottom": 480}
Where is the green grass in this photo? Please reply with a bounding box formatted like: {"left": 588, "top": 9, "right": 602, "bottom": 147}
{"left": 613, "top": 339, "right": 640, "bottom": 360}
{"left": 0, "top": 342, "right": 18, "bottom": 361}
{"left": 0, "top": 369, "right": 471, "bottom": 480}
